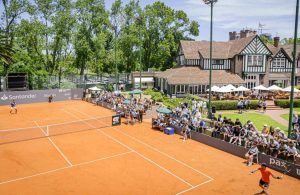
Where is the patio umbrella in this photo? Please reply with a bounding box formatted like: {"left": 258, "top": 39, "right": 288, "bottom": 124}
{"left": 234, "top": 86, "right": 250, "bottom": 92}
{"left": 88, "top": 86, "right": 102, "bottom": 91}
{"left": 282, "top": 86, "right": 300, "bottom": 92}
{"left": 226, "top": 84, "right": 237, "bottom": 91}
{"left": 129, "top": 89, "right": 143, "bottom": 95}
{"left": 206, "top": 85, "right": 220, "bottom": 92}
{"left": 217, "top": 86, "right": 232, "bottom": 93}
{"left": 253, "top": 85, "right": 269, "bottom": 91}
{"left": 268, "top": 85, "right": 282, "bottom": 91}
{"left": 156, "top": 107, "right": 172, "bottom": 114}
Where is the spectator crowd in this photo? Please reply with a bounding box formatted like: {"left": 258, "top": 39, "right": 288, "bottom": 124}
{"left": 152, "top": 98, "right": 300, "bottom": 165}
{"left": 91, "top": 91, "right": 153, "bottom": 125}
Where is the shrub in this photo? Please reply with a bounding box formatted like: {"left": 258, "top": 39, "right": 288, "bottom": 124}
{"left": 211, "top": 100, "right": 259, "bottom": 110}
{"left": 274, "top": 99, "right": 300, "bottom": 108}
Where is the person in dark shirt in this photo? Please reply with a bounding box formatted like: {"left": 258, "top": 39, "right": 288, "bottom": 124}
{"left": 10, "top": 100, "right": 17, "bottom": 114}
{"left": 234, "top": 118, "right": 242, "bottom": 128}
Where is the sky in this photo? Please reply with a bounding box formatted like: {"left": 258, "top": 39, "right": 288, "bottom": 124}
{"left": 105, "top": 0, "right": 298, "bottom": 41}
{"left": 0, "top": 0, "right": 298, "bottom": 41}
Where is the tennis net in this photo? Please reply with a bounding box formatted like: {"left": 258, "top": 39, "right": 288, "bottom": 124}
{"left": 0, "top": 115, "right": 114, "bottom": 145}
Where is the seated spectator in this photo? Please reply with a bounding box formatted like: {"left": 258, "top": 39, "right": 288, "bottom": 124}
{"left": 277, "top": 140, "right": 288, "bottom": 158}
{"left": 261, "top": 124, "right": 269, "bottom": 137}
{"left": 286, "top": 141, "right": 298, "bottom": 163}
{"left": 245, "top": 142, "right": 259, "bottom": 166}
{"left": 258, "top": 135, "right": 269, "bottom": 154}
{"left": 269, "top": 139, "right": 280, "bottom": 157}
{"left": 229, "top": 126, "right": 240, "bottom": 145}
{"left": 234, "top": 118, "right": 242, "bottom": 128}
{"left": 238, "top": 128, "right": 247, "bottom": 146}
{"left": 217, "top": 114, "right": 223, "bottom": 123}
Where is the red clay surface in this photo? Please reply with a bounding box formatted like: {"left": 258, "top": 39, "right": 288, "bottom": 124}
{"left": 0, "top": 100, "right": 299, "bottom": 195}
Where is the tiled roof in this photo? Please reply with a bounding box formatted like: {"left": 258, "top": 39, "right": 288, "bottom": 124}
{"left": 155, "top": 66, "right": 245, "bottom": 85}
{"left": 180, "top": 35, "right": 256, "bottom": 59}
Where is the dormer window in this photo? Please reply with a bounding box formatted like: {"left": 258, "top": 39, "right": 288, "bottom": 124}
{"left": 248, "top": 55, "right": 263, "bottom": 66}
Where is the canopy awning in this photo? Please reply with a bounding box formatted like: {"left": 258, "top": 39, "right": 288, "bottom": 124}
{"left": 206, "top": 85, "right": 220, "bottom": 92}
{"left": 282, "top": 86, "right": 300, "bottom": 92}
{"left": 134, "top": 77, "right": 154, "bottom": 83}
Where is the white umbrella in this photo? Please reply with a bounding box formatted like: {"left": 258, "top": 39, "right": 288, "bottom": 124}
{"left": 253, "top": 85, "right": 269, "bottom": 91}
{"left": 206, "top": 85, "right": 220, "bottom": 92}
{"left": 88, "top": 86, "right": 102, "bottom": 91}
{"left": 217, "top": 86, "right": 232, "bottom": 93}
{"left": 234, "top": 86, "right": 250, "bottom": 92}
{"left": 282, "top": 86, "right": 300, "bottom": 92}
{"left": 226, "top": 84, "right": 237, "bottom": 91}
{"left": 268, "top": 85, "right": 282, "bottom": 91}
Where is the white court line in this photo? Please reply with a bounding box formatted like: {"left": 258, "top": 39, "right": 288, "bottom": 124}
{"left": 67, "top": 108, "right": 193, "bottom": 188}
{"left": 0, "top": 151, "right": 133, "bottom": 185}
{"left": 175, "top": 179, "right": 214, "bottom": 195}
{"left": 34, "top": 121, "right": 73, "bottom": 167}
{"left": 72, "top": 108, "right": 214, "bottom": 180}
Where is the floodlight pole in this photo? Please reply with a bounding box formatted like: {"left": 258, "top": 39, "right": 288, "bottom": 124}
{"left": 139, "top": 17, "right": 142, "bottom": 99}
{"left": 288, "top": 0, "right": 299, "bottom": 138}
{"left": 203, "top": 0, "right": 217, "bottom": 119}
{"left": 114, "top": 25, "right": 118, "bottom": 91}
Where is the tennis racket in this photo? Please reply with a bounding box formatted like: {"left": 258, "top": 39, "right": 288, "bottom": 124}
{"left": 279, "top": 164, "right": 292, "bottom": 179}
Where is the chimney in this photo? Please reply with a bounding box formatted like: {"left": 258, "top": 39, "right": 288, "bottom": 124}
{"left": 273, "top": 37, "right": 280, "bottom": 47}
{"left": 229, "top": 31, "right": 237, "bottom": 40}
{"left": 240, "top": 30, "right": 246, "bottom": 39}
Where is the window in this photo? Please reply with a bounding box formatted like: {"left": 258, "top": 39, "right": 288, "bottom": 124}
{"left": 247, "top": 55, "right": 263, "bottom": 66}
{"left": 272, "top": 58, "right": 285, "bottom": 69}
{"left": 211, "top": 59, "right": 224, "bottom": 65}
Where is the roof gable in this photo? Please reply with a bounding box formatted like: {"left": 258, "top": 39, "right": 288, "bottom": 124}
{"left": 240, "top": 36, "right": 272, "bottom": 55}
{"left": 274, "top": 48, "right": 292, "bottom": 61}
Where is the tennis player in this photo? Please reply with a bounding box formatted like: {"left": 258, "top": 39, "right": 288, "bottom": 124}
{"left": 250, "top": 163, "right": 282, "bottom": 195}
{"left": 10, "top": 100, "right": 17, "bottom": 114}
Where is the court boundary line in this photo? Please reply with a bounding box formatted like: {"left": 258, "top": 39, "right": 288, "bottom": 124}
{"left": 0, "top": 151, "right": 133, "bottom": 185}
{"left": 65, "top": 108, "right": 194, "bottom": 188}
{"left": 34, "top": 121, "right": 73, "bottom": 167}
{"left": 71, "top": 107, "right": 215, "bottom": 194}
{"left": 72, "top": 108, "right": 214, "bottom": 180}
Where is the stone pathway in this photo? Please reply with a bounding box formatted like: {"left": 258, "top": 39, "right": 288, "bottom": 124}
{"left": 264, "top": 109, "right": 289, "bottom": 127}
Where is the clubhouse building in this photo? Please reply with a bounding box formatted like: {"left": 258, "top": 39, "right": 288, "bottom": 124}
{"left": 155, "top": 30, "right": 300, "bottom": 97}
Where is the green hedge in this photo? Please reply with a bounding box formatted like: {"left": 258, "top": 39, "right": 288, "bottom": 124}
{"left": 211, "top": 100, "right": 259, "bottom": 110}
{"left": 274, "top": 99, "right": 300, "bottom": 108}
{"left": 144, "top": 89, "right": 259, "bottom": 110}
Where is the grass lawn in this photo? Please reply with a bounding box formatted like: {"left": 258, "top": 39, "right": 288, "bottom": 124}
{"left": 281, "top": 114, "right": 290, "bottom": 121}
{"left": 219, "top": 112, "right": 288, "bottom": 134}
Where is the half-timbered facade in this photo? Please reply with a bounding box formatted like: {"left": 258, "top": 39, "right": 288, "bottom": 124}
{"left": 155, "top": 30, "right": 299, "bottom": 96}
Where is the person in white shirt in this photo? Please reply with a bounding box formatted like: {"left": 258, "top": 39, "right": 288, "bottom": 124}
{"left": 198, "top": 100, "right": 203, "bottom": 113}
{"left": 286, "top": 142, "right": 298, "bottom": 162}
{"left": 202, "top": 101, "right": 207, "bottom": 114}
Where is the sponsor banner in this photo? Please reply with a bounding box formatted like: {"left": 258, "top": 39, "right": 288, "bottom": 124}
{"left": 0, "top": 88, "right": 84, "bottom": 105}
{"left": 112, "top": 115, "right": 121, "bottom": 126}
{"left": 168, "top": 123, "right": 300, "bottom": 180}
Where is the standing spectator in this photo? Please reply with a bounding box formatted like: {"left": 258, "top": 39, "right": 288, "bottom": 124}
{"left": 202, "top": 101, "right": 207, "bottom": 115}
{"left": 258, "top": 100, "right": 262, "bottom": 112}
{"left": 292, "top": 113, "right": 298, "bottom": 129}
{"left": 262, "top": 100, "right": 267, "bottom": 113}
{"left": 198, "top": 100, "right": 203, "bottom": 114}
{"left": 245, "top": 99, "right": 251, "bottom": 110}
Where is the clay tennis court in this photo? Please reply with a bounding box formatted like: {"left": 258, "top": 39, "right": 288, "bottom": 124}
{"left": 0, "top": 100, "right": 299, "bottom": 194}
